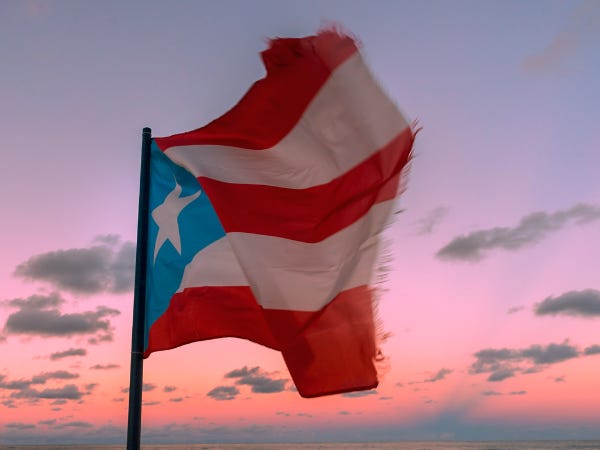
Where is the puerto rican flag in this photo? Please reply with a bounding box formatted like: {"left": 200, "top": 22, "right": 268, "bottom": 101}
{"left": 144, "top": 29, "right": 415, "bottom": 398}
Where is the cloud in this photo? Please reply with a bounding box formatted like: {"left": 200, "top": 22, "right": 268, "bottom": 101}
{"left": 89, "top": 364, "right": 120, "bottom": 370}
{"left": 11, "top": 384, "right": 84, "bottom": 400}
{"left": 424, "top": 368, "right": 452, "bottom": 383}
{"left": 55, "top": 421, "right": 93, "bottom": 429}
{"left": 470, "top": 341, "right": 581, "bottom": 381}
{"left": 121, "top": 383, "right": 155, "bottom": 394}
{"left": 482, "top": 389, "right": 527, "bottom": 396}
{"left": 509, "top": 390, "right": 527, "bottom": 396}
{"left": 416, "top": 206, "right": 448, "bottom": 235}
{"left": 5, "top": 422, "right": 36, "bottom": 430}
{"left": 482, "top": 390, "right": 502, "bottom": 396}
{"left": 14, "top": 235, "right": 135, "bottom": 294}
{"left": 409, "top": 368, "right": 453, "bottom": 385}
{"left": 225, "top": 366, "right": 288, "bottom": 394}
{"left": 437, "top": 204, "right": 600, "bottom": 261}
{"left": 341, "top": 390, "right": 377, "bottom": 398}
{"left": 224, "top": 366, "right": 260, "bottom": 378}
{"left": 507, "top": 306, "right": 524, "bottom": 315}
{"left": 3, "top": 293, "right": 120, "bottom": 340}
{"left": 50, "top": 348, "right": 87, "bottom": 361}
{"left": 535, "top": 290, "right": 600, "bottom": 318}
{"left": 207, "top": 386, "right": 239, "bottom": 401}
{"left": 0, "top": 371, "right": 79, "bottom": 391}
{"left": 163, "top": 386, "right": 177, "bottom": 393}
{"left": 169, "top": 397, "right": 184, "bottom": 402}
{"left": 584, "top": 345, "right": 600, "bottom": 355}
{"left": 38, "top": 419, "right": 57, "bottom": 426}
{"left": 522, "top": 0, "right": 600, "bottom": 72}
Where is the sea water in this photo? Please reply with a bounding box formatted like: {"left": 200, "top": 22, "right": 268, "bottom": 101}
{"left": 2, "top": 442, "right": 600, "bottom": 450}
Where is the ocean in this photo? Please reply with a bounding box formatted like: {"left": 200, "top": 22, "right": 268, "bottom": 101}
{"left": 1, "top": 442, "right": 600, "bottom": 450}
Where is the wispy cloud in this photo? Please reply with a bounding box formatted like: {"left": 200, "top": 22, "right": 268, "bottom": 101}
{"left": 416, "top": 206, "right": 448, "bottom": 235}
{"left": 470, "top": 341, "right": 582, "bottom": 382}
{"left": 341, "top": 389, "right": 377, "bottom": 398}
{"left": 89, "top": 364, "right": 120, "bottom": 370}
{"left": 409, "top": 368, "right": 453, "bottom": 384}
{"left": 437, "top": 204, "right": 600, "bottom": 261}
{"left": 507, "top": 306, "right": 525, "bottom": 315}
{"left": 14, "top": 235, "right": 135, "bottom": 294}
{"left": 522, "top": 0, "right": 600, "bottom": 72}
{"left": 50, "top": 348, "right": 87, "bottom": 361}
{"left": 535, "top": 289, "right": 600, "bottom": 318}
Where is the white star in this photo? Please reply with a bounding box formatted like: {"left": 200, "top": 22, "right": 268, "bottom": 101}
{"left": 151, "top": 181, "right": 201, "bottom": 264}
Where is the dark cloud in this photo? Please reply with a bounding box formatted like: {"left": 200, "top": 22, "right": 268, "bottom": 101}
{"left": 507, "top": 306, "right": 524, "bottom": 315}
{"left": 225, "top": 366, "right": 287, "bottom": 394}
{"left": 416, "top": 206, "right": 448, "bottom": 235}
{"left": 488, "top": 368, "right": 515, "bottom": 382}
{"left": 5, "top": 422, "right": 35, "bottom": 430}
{"left": 224, "top": 366, "right": 260, "bottom": 378}
{"left": 11, "top": 384, "right": 84, "bottom": 400}
{"left": 3, "top": 293, "right": 120, "bottom": 340}
{"left": 554, "top": 376, "right": 566, "bottom": 382}
{"left": 50, "top": 348, "right": 87, "bottom": 361}
{"left": 169, "top": 397, "right": 184, "bottom": 402}
{"left": 55, "top": 421, "right": 93, "bottom": 429}
{"left": 120, "top": 383, "right": 155, "bottom": 394}
{"left": 30, "top": 371, "right": 79, "bottom": 384}
{"left": 509, "top": 390, "right": 527, "bottom": 396}
{"left": 535, "top": 290, "right": 600, "bottom": 318}
{"left": 338, "top": 410, "right": 350, "bottom": 415}
{"left": 6, "top": 292, "right": 64, "bottom": 309}
{"left": 207, "top": 386, "right": 239, "bottom": 401}
{"left": 584, "top": 345, "right": 600, "bottom": 355}
{"left": 90, "top": 364, "right": 120, "bottom": 370}
{"left": 379, "top": 396, "right": 393, "bottom": 400}
{"left": 482, "top": 390, "right": 502, "bottom": 396}
{"left": 0, "top": 371, "right": 79, "bottom": 391}
{"left": 38, "top": 419, "right": 57, "bottom": 426}
{"left": 471, "top": 341, "right": 580, "bottom": 382}
{"left": 14, "top": 235, "right": 135, "bottom": 294}
{"left": 437, "top": 204, "right": 600, "bottom": 261}
{"left": 163, "top": 386, "right": 177, "bottom": 393}
{"left": 143, "top": 401, "right": 161, "bottom": 406}
{"left": 341, "top": 389, "right": 377, "bottom": 398}
{"left": 2, "top": 399, "right": 16, "bottom": 408}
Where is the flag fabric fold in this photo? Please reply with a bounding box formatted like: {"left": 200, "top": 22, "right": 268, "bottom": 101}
{"left": 143, "top": 29, "right": 415, "bottom": 398}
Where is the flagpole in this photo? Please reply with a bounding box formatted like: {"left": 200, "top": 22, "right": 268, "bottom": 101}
{"left": 127, "top": 127, "right": 152, "bottom": 450}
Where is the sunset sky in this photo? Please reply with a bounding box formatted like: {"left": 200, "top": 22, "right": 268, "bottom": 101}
{"left": 1, "top": 0, "right": 600, "bottom": 444}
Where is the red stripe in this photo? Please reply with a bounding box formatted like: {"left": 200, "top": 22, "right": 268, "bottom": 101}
{"left": 145, "top": 285, "right": 378, "bottom": 397}
{"left": 198, "top": 128, "right": 413, "bottom": 242}
{"left": 154, "top": 31, "right": 357, "bottom": 151}
{"left": 265, "top": 285, "right": 378, "bottom": 397}
{"left": 144, "top": 286, "right": 278, "bottom": 356}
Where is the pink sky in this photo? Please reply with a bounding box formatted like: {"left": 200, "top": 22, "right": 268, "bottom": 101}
{"left": 1, "top": 0, "right": 599, "bottom": 444}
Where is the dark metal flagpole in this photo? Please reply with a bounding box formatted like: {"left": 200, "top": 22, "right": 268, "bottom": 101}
{"left": 127, "top": 127, "right": 152, "bottom": 450}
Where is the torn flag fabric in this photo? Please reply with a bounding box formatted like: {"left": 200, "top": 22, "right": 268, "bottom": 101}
{"left": 144, "top": 29, "right": 415, "bottom": 398}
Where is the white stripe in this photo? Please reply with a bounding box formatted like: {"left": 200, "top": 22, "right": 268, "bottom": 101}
{"left": 165, "top": 53, "right": 408, "bottom": 189}
{"left": 178, "top": 200, "right": 394, "bottom": 311}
